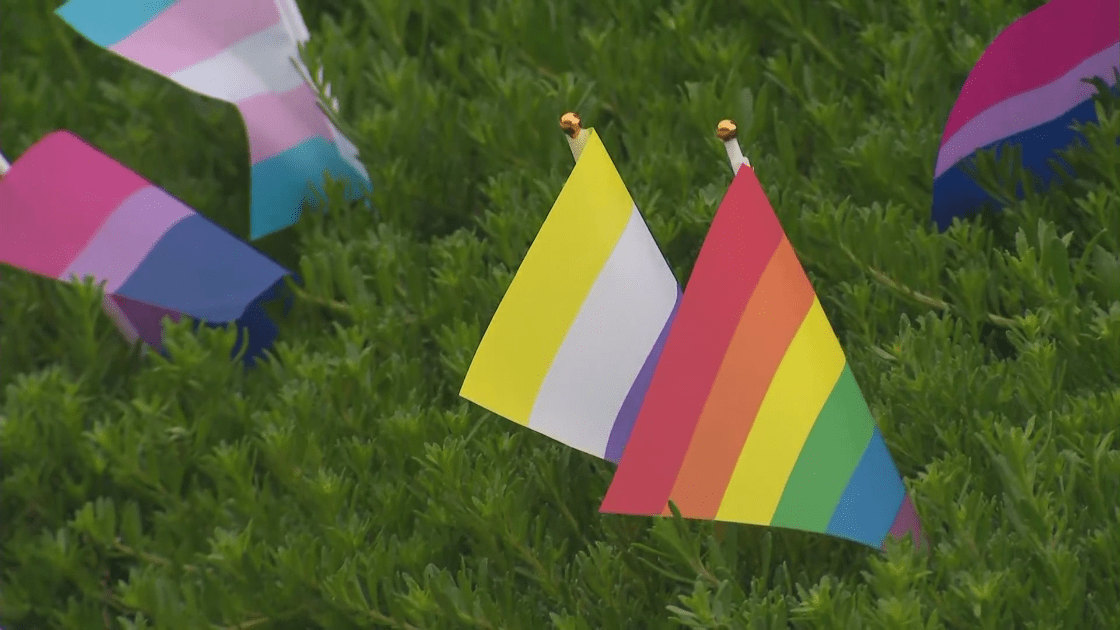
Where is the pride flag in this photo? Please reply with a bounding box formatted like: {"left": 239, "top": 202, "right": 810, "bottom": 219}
{"left": 56, "top": 0, "right": 372, "bottom": 240}
{"left": 0, "top": 131, "right": 289, "bottom": 363}
{"left": 600, "top": 165, "right": 923, "bottom": 550}
{"left": 932, "top": 0, "right": 1119, "bottom": 231}
{"left": 460, "top": 130, "right": 680, "bottom": 463}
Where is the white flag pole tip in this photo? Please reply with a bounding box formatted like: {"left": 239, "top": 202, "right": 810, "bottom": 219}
{"left": 717, "top": 119, "right": 750, "bottom": 175}
{"left": 0, "top": 149, "right": 11, "bottom": 176}
{"left": 560, "top": 112, "right": 590, "bottom": 163}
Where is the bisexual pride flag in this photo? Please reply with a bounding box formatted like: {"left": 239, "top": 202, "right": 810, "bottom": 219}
{"left": 460, "top": 130, "right": 680, "bottom": 463}
{"left": 56, "top": 0, "right": 372, "bottom": 239}
{"left": 600, "top": 164, "right": 924, "bottom": 550}
{"left": 0, "top": 131, "right": 289, "bottom": 364}
{"left": 932, "top": 0, "right": 1119, "bottom": 231}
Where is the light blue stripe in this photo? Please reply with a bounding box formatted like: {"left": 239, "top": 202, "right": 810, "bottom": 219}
{"left": 824, "top": 428, "right": 906, "bottom": 548}
{"left": 248, "top": 136, "right": 372, "bottom": 239}
{"left": 56, "top": 0, "right": 177, "bottom": 48}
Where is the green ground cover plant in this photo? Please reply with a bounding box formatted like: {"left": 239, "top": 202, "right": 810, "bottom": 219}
{"left": 1, "top": 0, "right": 1117, "bottom": 627}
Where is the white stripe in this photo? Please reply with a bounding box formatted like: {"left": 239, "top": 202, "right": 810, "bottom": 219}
{"left": 527, "top": 206, "right": 678, "bottom": 458}
{"left": 169, "top": 23, "right": 306, "bottom": 103}
{"left": 273, "top": 0, "right": 311, "bottom": 43}
{"left": 327, "top": 120, "right": 370, "bottom": 179}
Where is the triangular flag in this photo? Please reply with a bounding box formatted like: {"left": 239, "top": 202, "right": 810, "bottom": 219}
{"left": 932, "top": 0, "right": 1119, "bottom": 231}
{"left": 600, "top": 165, "right": 924, "bottom": 550}
{"left": 460, "top": 130, "right": 680, "bottom": 463}
{"left": 0, "top": 131, "right": 290, "bottom": 364}
{"left": 56, "top": 0, "right": 372, "bottom": 239}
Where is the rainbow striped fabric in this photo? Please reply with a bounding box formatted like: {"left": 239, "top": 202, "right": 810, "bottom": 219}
{"left": 599, "top": 165, "right": 923, "bottom": 550}
{"left": 932, "top": 0, "right": 1119, "bottom": 231}
{"left": 0, "top": 131, "right": 289, "bottom": 362}
{"left": 460, "top": 130, "right": 680, "bottom": 463}
{"left": 56, "top": 0, "right": 372, "bottom": 240}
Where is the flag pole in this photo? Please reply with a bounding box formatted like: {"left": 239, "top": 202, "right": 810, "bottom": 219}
{"left": 0, "top": 149, "right": 10, "bottom": 176}
{"left": 716, "top": 119, "right": 750, "bottom": 175}
{"left": 560, "top": 112, "right": 590, "bottom": 162}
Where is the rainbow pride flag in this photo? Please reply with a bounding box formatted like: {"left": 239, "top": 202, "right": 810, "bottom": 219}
{"left": 599, "top": 165, "right": 923, "bottom": 550}
{"left": 56, "top": 0, "right": 372, "bottom": 240}
{"left": 932, "top": 0, "right": 1119, "bottom": 231}
{"left": 0, "top": 131, "right": 289, "bottom": 363}
{"left": 460, "top": 130, "right": 680, "bottom": 463}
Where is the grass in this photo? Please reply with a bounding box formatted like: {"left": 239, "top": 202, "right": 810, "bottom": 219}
{"left": 1, "top": 0, "right": 1118, "bottom": 628}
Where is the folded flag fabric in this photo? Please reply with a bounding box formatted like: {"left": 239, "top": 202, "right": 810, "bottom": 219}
{"left": 460, "top": 130, "right": 681, "bottom": 463}
{"left": 0, "top": 130, "right": 290, "bottom": 363}
{"left": 599, "top": 165, "right": 924, "bottom": 550}
{"left": 932, "top": 0, "right": 1119, "bottom": 231}
{"left": 56, "top": 0, "right": 372, "bottom": 240}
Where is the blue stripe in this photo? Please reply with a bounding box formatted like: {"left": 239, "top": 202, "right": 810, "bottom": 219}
{"left": 116, "top": 213, "right": 290, "bottom": 323}
{"left": 930, "top": 87, "right": 1117, "bottom": 231}
{"left": 248, "top": 136, "right": 373, "bottom": 239}
{"left": 824, "top": 428, "right": 905, "bottom": 548}
{"left": 56, "top": 0, "right": 177, "bottom": 48}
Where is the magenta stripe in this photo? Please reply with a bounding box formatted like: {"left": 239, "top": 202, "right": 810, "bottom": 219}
{"left": 936, "top": 44, "right": 1119, "bottom": 176}
{"left": 238, "top": 84, "right": 334, "bottom": 163}
{"left": 942, "top": 0, "right": 1118, "bottom": 141}
{"left": 62, "top": 186, "right": 193, "bottom": 293}
{"left": 0, "top": 131, "right": 147, "bottom": 278}
{"left": 883, "top": 495, "right": 926, "bottom": 551}
{"left": 110, "top": 0, "right": 281, "bottom": 75}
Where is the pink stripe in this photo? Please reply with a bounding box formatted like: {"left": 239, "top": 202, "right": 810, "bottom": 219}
{"left": 0, "top": 131, "right": 147, "bottom": 278}
{"left": 109, "top": 0, "right": 281, "bottom": 75}
{"left": 942, "top": 0, "right": 1119, "bottom": 143}
{"left": 237, "top": 83, "right": 333, "bottom": 163}
{"left": 935, "top": 44, "right": 1119, "bottom": 176}
{"left": 62, "top": 186, "right": 193, "bottom": 293}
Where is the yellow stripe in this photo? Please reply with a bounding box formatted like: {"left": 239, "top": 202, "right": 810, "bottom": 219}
{"left": 714, "top": 299, "right": 846, "bottom": 524}
{"left": 460, "top": 130, "right": 634, "bottom": 425}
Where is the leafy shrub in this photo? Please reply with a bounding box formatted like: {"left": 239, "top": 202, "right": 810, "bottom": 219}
{"left": 1, "top": 0, "right": 1116, "bottom": 628}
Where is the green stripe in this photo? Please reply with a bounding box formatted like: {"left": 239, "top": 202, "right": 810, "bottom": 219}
{"left": 769, "top": 364, "right": 876, "bottom": 532}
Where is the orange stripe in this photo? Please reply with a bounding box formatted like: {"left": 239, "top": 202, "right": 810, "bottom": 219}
{"left": 665, "top": 238, "right": 816, "bottom": 518}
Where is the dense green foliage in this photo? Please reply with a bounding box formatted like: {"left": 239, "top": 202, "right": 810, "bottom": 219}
{"left": 2, "top": 0, "right": 1118, "bottom": 627}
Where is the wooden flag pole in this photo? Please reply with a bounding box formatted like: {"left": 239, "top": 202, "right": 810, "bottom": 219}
{"left": 716, "top": 119, "right": 750, "bottom": 175}
{"left": 560, "top": 112, "right": 590, "bottom": 162}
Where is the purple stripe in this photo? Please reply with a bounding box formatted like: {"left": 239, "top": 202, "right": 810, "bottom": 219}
{"left": 603, "top": 287, "right": 682, "bottom": 463}
{"left": 61, "top": 185, "right": 193, "bottom": 293}
{"left": 936, "top": 44, "right": 1119, "bottom": 177}
{"left": 883, "top": 494, "right": 926, "bottom": 551}
{"left": 107, "top": 294, "right": 182, "bottom": 349}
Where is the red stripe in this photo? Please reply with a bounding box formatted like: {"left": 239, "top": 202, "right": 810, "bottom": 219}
{"left": 600, "top": 168, "right": 785, "bottom": 514}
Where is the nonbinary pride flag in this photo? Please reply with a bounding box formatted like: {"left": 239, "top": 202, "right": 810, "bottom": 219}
{"left": 600, "top": 165, "right": 923, "bottom": 550}
{"left": 931, "top": 0, "right": 1119, "bottom": 231}
{"left": 56, "top": 0, "right": 372, "bottom": 240}
{"left": 460, "top": 130, "right": 680, "bottom": 463}
{"left": 0, "top": 131, "right": 290, "bottom": 361}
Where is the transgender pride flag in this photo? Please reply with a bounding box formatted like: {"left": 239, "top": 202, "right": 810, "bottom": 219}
{"left": 931, "top": 0, "right": 1119, "bottom": 231}
{"left": 56, "top": 0, "right": 372, "bottom": 240}
{"left": 0, "top": 131, "right": 290, "bottom": 364}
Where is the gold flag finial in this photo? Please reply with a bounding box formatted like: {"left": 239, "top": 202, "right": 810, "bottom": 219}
{"left": 716, "top": 119, "right": 738, "bottom": 142}
{"left": 716, "top": 118, "right": 749, "bottom": 174}
{"left": 560, "top": 112, "right": 589, "bottom": 162}
{"left": 560, "top": 112, "right": 582, "bottom": 138}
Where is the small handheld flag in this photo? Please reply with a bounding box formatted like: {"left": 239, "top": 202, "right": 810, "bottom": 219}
{"left": 599, "top": 122, "right": 924, "bottom": 550}
{"left": 932, "top": 0, "right": 1119, "bottom": 231}
{"left": 460, "top": 114, "right": 681, "bottom": 463}
{"left": 55, "top": 0, "right": 372, "bottom": 239}
{"left": 0, "top": 131, "right": 290, "bottom": 364}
